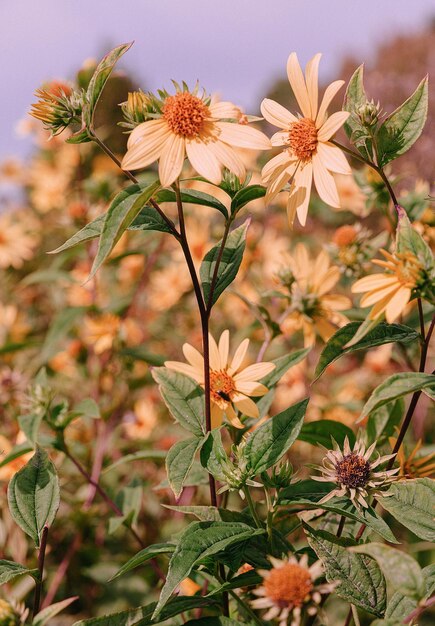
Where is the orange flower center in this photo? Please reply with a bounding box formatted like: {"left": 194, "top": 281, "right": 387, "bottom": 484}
{"left": 335, "top": 453, "right": 371, "bottom": 488}
{"left": 264, "top": 563, "right": 313, "bottom": 607}
{"left": 333, "top": 225, "right": 358, "bottom": 247}
{"left": 163, "top": 92, "right": 208, "bottom": 138}
{"left": 209, "top": 369, "right": 236, "bottom": 405}
{"left": 288, "top": 118, "right": 318, "bottom": 162}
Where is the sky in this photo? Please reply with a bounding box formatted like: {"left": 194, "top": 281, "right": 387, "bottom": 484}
{"left": 1, "top": 0, "right": 434, "bottom": 159}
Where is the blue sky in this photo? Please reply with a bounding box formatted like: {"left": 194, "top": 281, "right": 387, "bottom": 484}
{"left": 1, "top": 0, "right": 433, "bottom": 159}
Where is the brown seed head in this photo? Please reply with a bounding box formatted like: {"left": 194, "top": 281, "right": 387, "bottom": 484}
{"left": 163, "top": 92, "right": 208, "bottom": 138}
{"left": 335, "top": 452, "right": 371, "bottom": 488}
{"left": 288, "top": 118, "right": 318, "bottom": 162}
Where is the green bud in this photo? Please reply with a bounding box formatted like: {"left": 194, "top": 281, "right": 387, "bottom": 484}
{"left": 357, "top": 99, "right": 381, "bottom": 127}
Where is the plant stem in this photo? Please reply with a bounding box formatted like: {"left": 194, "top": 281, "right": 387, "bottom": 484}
{"left": 32, "top": 525, "right": 49, "bottom": 620}
{"left": 228, "top": 589, "right": 264, "bottom": 626}
{"left": 206, "top": 218, "right": 232, "bottom": 314}
{"left": 336, "top": 515, "right": 346, "bottom": 538}
{"left": 243, "top": 486, "right": 262, "bottom": 529}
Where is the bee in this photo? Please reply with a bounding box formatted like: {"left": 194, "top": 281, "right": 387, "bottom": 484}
{"left": 216, "top": 390, "right": 231, "bottom": 402}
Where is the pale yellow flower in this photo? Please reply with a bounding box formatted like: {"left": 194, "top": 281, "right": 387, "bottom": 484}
{"left": 0, "top": 212, "right": 37, "bottom": 269}
{"left": 81, "top": 313, "right": 121, "bottom": 354}
{"left": 122, "top": 87, "right": 270, "bottom": 187}
{"left": 352, "top": 249, "right": 423, "bottom": 323}
{"left": 261, "top": 53, "right": 351, "bottom": 226}
{"left": 334, "top": 173, "right": 368, "bottom": 216}
{"left": 123, "top": 397, "right": 159, "bottom": 440}
{"left": 279, "top": 244, "right": 351, "bottom": 346}
{"left": 165, "top": 330, "right": 275, "bottom": 428}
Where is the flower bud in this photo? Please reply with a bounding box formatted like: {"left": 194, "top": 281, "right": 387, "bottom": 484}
{"left": 357, "top": 99, "right": 381, "bottom": 127}
{"left": 120, "top": 91, "right": 156, "bottom": 128}
{"left": 29, "top": 81, "right": 83, "bottom": 136}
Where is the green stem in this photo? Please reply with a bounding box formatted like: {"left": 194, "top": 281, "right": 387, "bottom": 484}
{"left": 206, "top": 217, "right": 232, "bottom": 315}
{"left": 243, "top": 486, "right": 262, "bottom": 528}
{"left": 32, "top": 526, "right": 49, "bottom": 620}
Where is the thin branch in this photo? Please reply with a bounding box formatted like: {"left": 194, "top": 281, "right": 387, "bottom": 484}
{"left": 32, "top": 526, "right": 49, "bottom": 620}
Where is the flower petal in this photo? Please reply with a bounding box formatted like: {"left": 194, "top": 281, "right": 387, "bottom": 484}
{"left": 260, "top": 98, "right": 296, "bottom": 129}
{"left": 287, "top": 52, "right": 311, "bottom": 118}
{"left": 305, "top": 53, "right": 322, "bottom": 119}
{"left": 228, "top": 338, "right": 250, "bottom": 374}
{"left": 287, "top": 162, "right": 313, "bottom": 227}
{"left": 182, "top": 343, "right": 204, "bottom": 370}
{"left": 218, "top": 330, "right": 230, "bottom": 367}
{"left": 208, "top": 333, "right": 221, "bottom": 370}
{"left": 262, "top": 151, "right": 294, "bottom": 181}
{"left": 126, "top": 119, "right": 169, "bottom": 149}
{"left": 271, "top": 130, "right": 290, "bottom": 147}
{"left": 317, "top": 111, "right": 350, "bottom": 142}
{"left": 158, "top": 134, "right": 185, "bottom": 187}
{"left": 317, "top": 142, "right": 351, "bottom": 174}
{"left": 316, "top": 80, "right": 345, "bottom": 127}
{"left": 312, "top": 153, "right": 340, "bottom": 207}
{"left": 122, "top": 122, "right": 171, "bottom": 171}
{"left": 234, "top": 362, "right": 275, "bottom": 382}
{"left": 232, "top": 394, "right": 259, "bottom": 418}
{"left": 186, "top": 138, "right": 222, "bottom": 184}
{"left": 385, "top": 287, "right": 412, "bottom": 323}
{"left": 207, "top": 140, "right": 246, "bottom": 181}
{"left": 235, "top": 381, "right": 269, "bottom": 396}
{"left": 209, "top": 101, "right": 241, "bottom": 120}
{"left": 215, "top": 121, "right": 271, "bottom": 149}
{"left": 164, "top": 361, "right": 201, "bottom": 382}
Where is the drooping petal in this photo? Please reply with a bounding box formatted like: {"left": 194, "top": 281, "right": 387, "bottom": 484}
{"left": 312, "top": 153, "right": 340, "bottom": 208}
{"left": 305, "top": 53, "right": 322, "bottom": 119}
{"left": 185, "top": 138, "right": 222, "bottom": 184}
{"left": 316, "top": 142, "right": 351, "bottom": 174}
{"left": 232, "top": 393, "right": 259, "bottom": 418}
{"left": 228, "top": 338, "right": 250, "bottom": 374}
{"left": 317, "top": 111, "right": 350, "bottom": 142}
{"left": 207, "top": 140, "right": 246, "bottom": 181}
{"left": 260, "top": 98, "right": 297, "bottom": 129}
{"left": 158, "top": 133, "right": 185, "bottom": 187}
{"left": 218, "top": 330, "right": 230, "bottom": 367}
{"left": 225, "top": 403, "right": 245, "bottom": 429}
{"left": 287, "top": 52, "right": 311, "bottom": 118}
{"left": 215, "top": 121, "right": 271, "bottom": 149}
{"left": 316, "top": 80, "right": 345, "bottom": 127}
{"left": 287, "top": 162, "right": 313, "bottom": 227}
{"left": 211, "top": 403, "right": 224, "bottom": 429}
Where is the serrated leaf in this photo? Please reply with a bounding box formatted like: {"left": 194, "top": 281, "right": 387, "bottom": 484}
{"left": 90, "top": 180, "right": 160, "bottom": 279}
{"left": 152, "top": 368, "right": 205, "bottom": 436}
{"left": 376, "top": 76, "right": 428, "bottom": 167}
{"left": 200, "top": 221, "right": 249, "bottom": 307}
{"left": 48, "top": 215, "right": 105, "bottom": 254}
{"left": 314, "top": 322, "right": 419, "bottom": 380}
{"left": 32, "top": 597, "right": 78, "bottom": 626}
{"left": 378, "top": 478, "right": 435, "bottom": 541}
{"left": 343, "top": 64, "right": 373, "bottom": 160}
{"left": 156, "top": 188, "right": 228, "bottom": 219}
{"left": 230, "top": 184, "right": 266, "bottom": 215}
{"left": 7, "top": 447, "right": 60, "bottom": 547}
{"left": 298, "top": 420, "right": 356, "bottom": 448}
{"left": 185, "top": 618, "right": 247, "bottom": 625}
{"left": 72, "top": 596, "right": 218, "bottom": 626}
{"left": 350, "top": 543, "right": 424, "bottom": 598}
{"left": 0, "top": 560, "right": 37, "bottom": 585}
{"left": 166, "top": 437, "right": 204, "bottom": 498}
{"left": 153, "top": 521, "right": 264, "bottom": 617}
{"left": 305, "top": 526, "right": 386, "bottom": 616}
{"left": 245, "top": 399, "right": 308, "bottom": 475}
{"left": 359, "top": 373, "right": 435, "bottom": 421}
{"left": 110, "top": 543, "right": 175, "bottom": 580}
{"left": 85, "top": 42, "right": 133, "bottom": 126}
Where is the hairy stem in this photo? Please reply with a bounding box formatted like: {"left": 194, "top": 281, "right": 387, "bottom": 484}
{"left": 243, "top": 486, "right": 262, "bottom": 529}
{"left": 32, "top": 525, "right": 49, "bottom": 620}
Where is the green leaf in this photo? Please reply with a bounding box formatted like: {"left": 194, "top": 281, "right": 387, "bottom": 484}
{"left": 102, "top": 450, "right": 166, "bottom": 474}
{"left": 110, "top": 543, "right": 175, "bottom": 581}
{"left": 200, "top": 430, "right": 229, "bottom": 483}
{"left": 72, "top": 596, "right": 219, "bottom": 626}
{"left": 163, "top": 505, "right": 248, "bottom": 524}
{"left": 18, "top": 413, "right": 43, "bottom": 446}
{"left": 108, "top": 478, "right": 143, "bottom": 535}
{"left": 154, "top": 521, "right": 264, "bottom": 617}
{"left": 152, "top": 368, "right": 205, "bottom": 436}
{"left": 298, "top": 420, "right": 356, "bottom": 448}
{"left": 0, "top": 442, "right": 33, "bottom": 468}
{"left": 72, "top": 398, "right": 101, "bottom": 420}
{"left": 184, "top": 619, "right": 246, "bottom": 626}
{"left": 366, "top": 399, "right": 404, "bottom": 443}
{"left": 314, "top": 322, "right": 419, "bottom": 381}
{"left": 156, "top": 188, "right": 228, "bottom": 220}
{"left": 38, "top": 307, "right": 86, "bottom": 364}
{"left": 166, "top": 437, "right": 204, "bottom": 498}
{"left": 378, "top": 478, "right": 435, "bottom": 541}
{"left": 32, "top": 597, "right": 78, "bottom": 626}
{"left": 305, "top": 526, "right": 387, "bottom": 616}
{"left": 7, "top": 447, "right": 60, "bottom": 547}
{"left": 396, "top": 207, "right": 434, "bottom": 269}
{"left": 200, "top": 220, "right": 249, "bottom": 307}
{"left": 90, "top": 180, "right": 161, "bottom": 279}
{"left": 230, "top": 184, "right": 266, "bottom": 215}
{"left": 0, "top": 560, "right": 37, "bottom": 585}
{"left": 129, "top": 206, "right": 174, "bottom": 234}
{"left": 350, "top": 543, "right": 424, "bottom": 598}
{"left": 384, "top": 563, "right": 435, "bottom": 621}
{"left": 245, "top": 399, "right": 308, "bottom": 475}
{"left": 48, "top": 215, "right": 105, "bottom": 254}
{"left": 343, "top": 64, "right": 373, "bottom": 160}
{"left": 359, "top": 372, "right": 435, "bottom": 421}
{"left": 85, "top": 42, "right": 133, "bottom": 126}
{"left": 376, "top": 76, "right": 428, "bottom": 167}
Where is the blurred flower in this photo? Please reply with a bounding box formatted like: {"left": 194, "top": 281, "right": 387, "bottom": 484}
{"left": 0, "top": 432, "right": 32, "bottom": 483}
{"left": 49, "top": 340, "right": 82, "bottom": 377}
{"left": 178, "top": 578, "right": 201, "bottom": 596}
{"left": 0, "top": 368, "right": 27, "bottom": 407}
{"left": 147, "top": 263, "right": 191, "bottom": 311}
{"left": 0, "top": 212, "right": 38, "bottom": 269}
{"left": 81, "top": 314, "right": 121, "bottom": 354}
{"left": 0, "top": 305, "right": 29, "bottom": 345}
{"left": 312, "top": 436, "right": 398, "bottom": 508}
{"left": 123, "top": 396, "right": 158, "bottom": 440}
{"left": 122, "top": 84, "right": 270, "bottom": 186}
{"left": 391, "top": 438, "right": 435, "bottom": 479}
{"left": 278, "top": 245, "right": 351, "bottom": 346}
{"left": 165, "top": 329, "right": 275, "bottom": 428}
{"left": 330, "top": 224, "right": 375, "bottom": 278}
{"left": 251, "top": 555, "right": 333, "bottom": 626}
{"left": 352, "top": 249, "right": 424, "bottom": 322}
{"left": 0, "top": 599, "right": 20, "bottom": 626}
{"left": 334, "top": 173, "right": 368, "bottom": 216}
{"left": 260, "top": 52, "right": 351, "bottom": 226}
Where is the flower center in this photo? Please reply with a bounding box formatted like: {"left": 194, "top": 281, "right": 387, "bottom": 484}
{"left": 288, "top": 118, "right": 318, "bottom": 162}
{"left": 264, "top": 563, "right": 313, "bottom": 608}
{"left": 209, "top": 369, "right": 236, "bottom": 405}
{"left": 335, "top": 453, "right": 371, "bottom": 489}
{"left": 163, "top": 92, "right": 208, "bottom": 138}
{"left": 395, "top": 252, "right": 423, "bottom": 287}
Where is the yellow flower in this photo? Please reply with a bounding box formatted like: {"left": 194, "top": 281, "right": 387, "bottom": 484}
{"left": 352, "top": 249, "right": 423, "bottom": 323}
{"left": 165, "top": 330, "right": 275, "bottom": 428}
{"left": 81, "top": 313, "right": 121, "bottom": 354}
{"left": 0, "top": 212, "right": 37, "bottom": 269}
{"left": 260, "top": 52, "right": 351, "bottom": 226}
{"left": 121, "top": 86, "right": 270, "bottom": 187}
{"left": 278, "top": 244, "right": 351, "bottom": 346}
{"left": 390, "top": 438, "right": 435, "bottom": 479}
{"left": 123, "top": 397, "right": 159, "bottom": 440}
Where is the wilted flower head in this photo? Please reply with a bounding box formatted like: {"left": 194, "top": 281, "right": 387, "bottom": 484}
{"left": 122, "top": 82, "right": 270, "bottom": 187}
{"left": 391, "top": 438, "right": 435, "bottom": 480}
{"left": 30, "top": 80, "right": 83, "bottom": 136}
{"left": 165, "top": 329, "right": 275, "bottom": 428}
{"left": 260, "top": 52, "right": 351, "bottom": 227}
{"left": 251, "top": 555, "right": 333, "bottom": 626}
{"left": 312, "top": 436, "right": 398, "bottom": 508}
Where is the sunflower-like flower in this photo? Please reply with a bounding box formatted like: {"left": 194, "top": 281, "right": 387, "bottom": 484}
{"left": 251, "top": 555, "right": 333, "bottom": 626}
{"left": 121, "top": 84, "right": 271, "bottom": 187}
{"left": 29, "top": 80, "right": 82, "bottom": 136}
{"left": 260, "top": 52, "right": 351, "bottom": 227}
{"left": 312, "top": 436, "right": 399, "bottom": 509}
{"left": 351, "top": 249, "right": 424, "bottom": 323}
{"left": 277, "top": 244, "right": 351, "bottom": 346}
{"left": 165, "top": 330, "right": 275, "bottom": 428}
{"left": 391, "top": 438, "right": 435, "bottom": 479}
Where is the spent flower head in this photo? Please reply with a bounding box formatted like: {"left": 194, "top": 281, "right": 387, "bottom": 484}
{"left": 312, "top": 436, "right": 399, "bottom": 509}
